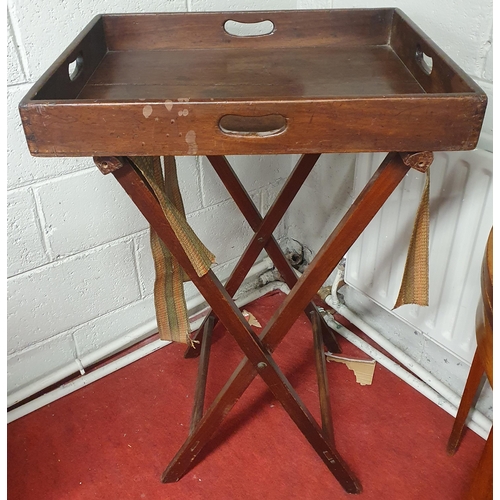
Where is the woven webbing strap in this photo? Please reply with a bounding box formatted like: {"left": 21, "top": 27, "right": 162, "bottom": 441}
{"left": 128, "top": 156, "right": 216, "bottom": 343}
{"left": 394, "top": 169, "right": 430, "bottom": 308}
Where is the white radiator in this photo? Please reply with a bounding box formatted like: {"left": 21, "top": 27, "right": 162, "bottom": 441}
{"left": 345, "top": 148, "right": 492, "bottom": 364}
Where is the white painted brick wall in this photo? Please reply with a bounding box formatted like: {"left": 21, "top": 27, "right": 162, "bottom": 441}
{"left": 189, "top": 0, "right": 295, "bottom": 11}
{"left": 7, "top": 189, "right": 49, "bottom": 276}
{"left": 34, "top": 169, "right": 148, "bottom": 258}
{"left": 72, "top": 297, "right": 157, "bottom": 358}
{"left": 7, "top": 240, "right": 142, "bottom": 353}
{"left": 7, "top": 9, "right": 26, "bottom": 85}
{"left": 7, "top": 335, "right": 78, "bottom": 393}
{"left": 7, "top": 0, "right": 493, "bottom": 401}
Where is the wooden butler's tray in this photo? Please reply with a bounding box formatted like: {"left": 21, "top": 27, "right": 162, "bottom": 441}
{"left": 18, "top": 8, "right": 487, "bottom": 495}
{"left": 19, "top": 9, "right": 486, "bottom": 157}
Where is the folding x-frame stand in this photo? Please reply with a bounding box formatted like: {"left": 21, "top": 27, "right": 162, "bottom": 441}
{"left": 94, "top": 150, "right": 432, "bottom": 494}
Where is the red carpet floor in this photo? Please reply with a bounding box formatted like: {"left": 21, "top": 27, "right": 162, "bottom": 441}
{"left": 8, "top": 290, "right": 485, "bottom": 499}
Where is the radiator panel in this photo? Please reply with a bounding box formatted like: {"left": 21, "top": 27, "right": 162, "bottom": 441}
{"left": 345, "top": 150, "right": 492, "bottom": 364}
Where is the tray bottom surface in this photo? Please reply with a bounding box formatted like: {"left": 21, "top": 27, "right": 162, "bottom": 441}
{"left": 78, "top": 44, "right": 426, "bottom": 101}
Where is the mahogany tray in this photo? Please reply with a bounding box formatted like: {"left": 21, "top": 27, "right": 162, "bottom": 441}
{"left": 20, "top": 9, "right": 486, "bottom": 157}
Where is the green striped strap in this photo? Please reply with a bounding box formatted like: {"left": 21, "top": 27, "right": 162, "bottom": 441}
{"left": 128, "top": 156, "right": 216, "bottom": 343}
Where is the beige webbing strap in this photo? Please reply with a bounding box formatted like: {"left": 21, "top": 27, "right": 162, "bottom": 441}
{"left": 128, "top": 156, "right": 216, "bottom": 343}
{"left": 394, "top": 168, "right": 430, "bottom": 309}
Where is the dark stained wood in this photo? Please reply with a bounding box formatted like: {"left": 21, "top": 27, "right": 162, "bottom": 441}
{"left": 447, "top": 229, "right": 492, "bottom": 453}
{"left": 467, "top": 429, "right": 493, "bottom": 500}
{"left": 20, "top": 9, "right": 486, "bottom": 157}
{"left": 447, "top": 229, "right": 492, "bottom": 499}
{"left": 184, "top": 154, "right": 341, "bottom": 359}
{"left": 446, "top": 351, "right": 485, "bottom": 455}
{"left": 111, "top": 157, "right": 361, "bottom": 493}
{"left": 390, "top": 9, "right": 483, "bottom": 95}
{"left": 311, "top": 310, "right": 335, "bottom": 445}
{"left": 20, "top": 96, "right": 485, "bottom": 158}
{"left": 479, "top": 230, "right": 493, "bottom": 378}
{"left": 93, "top": 156, "right": 125, "bottom": 174}
{"left": 102, "top": 10, "right": 394, "bottom": 51}
{"left": 76, "top": 80, "right": 425, "bottom": 101}
{"left": 313, "top": 303, "right": 343, "bottom": 355}
{"left": 189, "top": 315, "right": 214, "bottom": 434}
{"left": 79, "top": 45, "right": 424, "bottom": 100}
{"left": 26, "top": 16, "right": 107, "bottom": 101}
{"left": 160, "top": 152, "right": 409, "bottom": 487}
{"left": 399, "top": 151, "right": 433, "bottom": 172}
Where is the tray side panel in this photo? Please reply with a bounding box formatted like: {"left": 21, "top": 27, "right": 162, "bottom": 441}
{"left": 390, "top": 10, "right": 482, "bottom": 95}
{"left": 22, "top": 96, "right": 485, "bottom": 157}
{"left": 102, "top": 9, "right": 394, "bottom": 51}
{"left": 28, "top": 17, "right": 108, "bottom": 101}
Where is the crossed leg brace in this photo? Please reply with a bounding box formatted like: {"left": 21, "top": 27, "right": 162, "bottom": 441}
{"left": 94, "top": 151, "right": 420, "bottom": 494}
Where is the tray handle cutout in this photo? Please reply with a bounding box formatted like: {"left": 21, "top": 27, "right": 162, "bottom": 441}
{"left": 68, "top": 52, "right": 84, "bottom": 81}
{"left": 219, "top": 114, "right": 287, "bottom": 137}
{"left": 223, "top": 19, "right": 274, "bottom": 37}
{"left": 415, "top": 44, "right": 433, "bottom": 75}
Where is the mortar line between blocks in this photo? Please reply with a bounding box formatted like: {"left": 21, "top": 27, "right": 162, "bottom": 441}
{"left": 7, "top": 327, "right": 79, "bottom": 359}
{"left": 190, "top": 184, "right": 264, "bottom": 218}
{"left": 31, "top": 187, "right": 55, "bottom": 262}
{"left": 7, "top": 229, "right": 151, "bottom": 280}
{"left": 7, "top": 81, "right": 31, "bottom": 91}
{"left": 8, "top": 165, "right": 97, "bottom": 194}
{"left": 479, "top": 20, "right": 493, "bottom": 78}
{"left": 8, "top": 251, "right": 264, "bottom": 357}
{"left": 72, "top": 297, "right": 157, "bottom": 359}
{"left": 8, "top": 294, "right": 157, "bottom": 359}
{"left": 194, "top": 155, "right": 204, "bottom": 208}
{"left": 131, "top": 235, "right": 147, "bottom": 298}
{"left": 6, "top": 3, "right": 31, "bottom": 82}
{"left": 198, "top": 155, "right": 209, "bottom": 208}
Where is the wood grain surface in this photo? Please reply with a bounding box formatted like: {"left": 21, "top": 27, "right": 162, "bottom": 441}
{"left": 19, "top": 9, "right": 487, "bottom": 156}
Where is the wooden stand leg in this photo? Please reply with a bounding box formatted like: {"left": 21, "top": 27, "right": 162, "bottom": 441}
{"left": 101, "top": 152, "right": 409, "bottom": 494}
{"left": 189, "top": 316, "right": 215, "bottom": 434}
{"left": 109, "top": 157, "right": 370, "bottom": 493}
{"left": 163, "top": 349, "right": 362, "bottom": 493}
{"left": 259, "top": 153, "right": 410, "bottom": 350}
{"left": 159, "top": 152, "right": 409, "bottom": 490}
{"left": 185, "top": 154, "right": 340, "bottom": 358}
{"left": 311, "top": 310, "right": 335, "bottom": 445}
{"left": 447, "top": 350, "right": 485, "bottom": 455}
{"left": 209, "top": 155, "right": 339, "bottom": 352}
{"left": 467, "top": 429, "right": 493, "bottom": 500}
